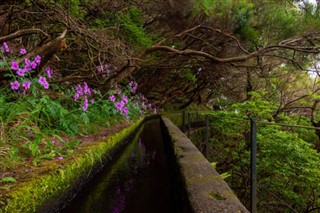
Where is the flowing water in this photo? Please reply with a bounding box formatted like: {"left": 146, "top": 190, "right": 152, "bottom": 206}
{"left": 61, "top": 119, "right": 182, "bottom": 213}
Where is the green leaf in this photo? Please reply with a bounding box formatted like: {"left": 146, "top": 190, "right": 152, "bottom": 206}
{"left": 220, "top": 172, "right": 231, "bottom": 180}
{"left": 67, "top": 140, "right": 80, "bottom": 148}
{"left": 0, "top": 177, "right": 17, "bottom": 183}
{"left": 80, "top": 112, "right": 90, "bottom": 124}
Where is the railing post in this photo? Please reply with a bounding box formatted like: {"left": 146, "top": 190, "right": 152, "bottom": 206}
{"left": 250, "top": 118, "right": 257, "bottom": 213}
{"left": 205, "top": 115, "right": 209, "bottom": 158}
{"left": 182, "top": 111, "right": 185, "bottom": 132}
{"left": 188, "top": 112, "right": 191, "bottom": 138}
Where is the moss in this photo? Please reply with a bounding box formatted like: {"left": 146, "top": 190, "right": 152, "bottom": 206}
{"left": 0, "top": 118, "right": 143, "bottom": 213}
{"left": 209, "top": 192, "right": 226, "bottom": 200}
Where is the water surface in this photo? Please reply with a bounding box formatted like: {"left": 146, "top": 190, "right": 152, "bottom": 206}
{"left": 61, "top": 119, "right": 177, "bottom": 213}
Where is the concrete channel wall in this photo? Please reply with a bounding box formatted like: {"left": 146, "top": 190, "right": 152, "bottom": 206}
{"left": 161, "top": 116, "right": 249, "bottom": 213}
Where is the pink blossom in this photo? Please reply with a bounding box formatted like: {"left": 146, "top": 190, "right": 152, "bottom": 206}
{"left": 22, "top": 81, "right": 31, "bottom": 90}
{"left": 20, "top": 48, "right": 27, "bottom": 55}
{"left": 38, "top": 76, "right": 49, "bottom": 89}
{"left": 16, "top": 68, "right": 25, "bottom": 77}
{"left": 31, "top": 61, "right": 37, "bottom": 69}
{"left": 3, "top": 42, "right": 9, "bottom": 53}
{"left": 57, "top": 156, "right": 63, "bottom": 160}
{"left": 76, "top": 85, "right": 83, "bottom": 95}
{"left": 35, "top": 55, "right": 41, "bottom": 64}
{"left": 154, "top": 108, "right": 157, "bottom": 114}
{"left": 11, "top": 61, "right": 19, "bottom": 70}
{"left": 117, "top": 88, "right": 121, "bottom": 95}
{"left": 74, "top": 93, "right": 79, "bottom": 100}
{"left": 97, "top": 66, "right": 102, "bottom": 73}
{"left": 10, "top": 81, "right": 20, "bottom": 90}
{"left": 122, "top": 95, "right": 128, "bottom": 104}
{"left": 82, "top": 98, "right": 88, "bottom": 111}
{"left": 123, "top": 107, "right": 129, "bottom": 116}
{"left": 109, "top": 95, "right": 116, "bottom": 102}
{"left": 116, "top": 101, "right": 124, "bottom": 111}
{"left": 25, "top": 58, "right": 31, "bottom": 65}
{"left": 83, "top": 82, "right": 91, "bottom": 95}
{"left": 24, "top": 65, "right": 31, "bottom": 72}
{"left": 90, "top": 99, "right": 95, "bottom": 104}
{"left": 46, "top": 66, "right": 52, "bottom": 78}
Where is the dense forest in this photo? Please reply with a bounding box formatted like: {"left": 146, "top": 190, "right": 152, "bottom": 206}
{"left": 2, "top": 0, "right": 320, "bottom": 212}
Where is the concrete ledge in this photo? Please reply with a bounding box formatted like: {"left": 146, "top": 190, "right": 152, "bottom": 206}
{"left": 161, "top": 116, "right": 249, "bottom": 213}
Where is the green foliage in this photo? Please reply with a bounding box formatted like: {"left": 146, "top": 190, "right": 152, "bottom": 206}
{"left": 231, "top": 90, "right": 278, "bottom": 120}
{"left": 116, "top": 7, "right": 152, "bottom": 47}
{"left": 199, "top": 90, "right": 320, "bottom": 212}
{"left": 55, "top": 0, "right": 88, "bottom": 19}
{"left": 257, "top": 125, "right": 320, "bottom": 211}
{"left": 182, "top": 68, "right": 197, "bottom": 82}
{"left": 260, "top": 6, "right": 300, "bottom": 41}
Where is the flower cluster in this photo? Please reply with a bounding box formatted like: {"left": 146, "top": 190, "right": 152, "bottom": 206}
{"left": 135, "top": 93, "right": 157, "bottom": 114}
{"left": 73, "top": 82, "right": 94, "bottom": 111}
{"left": 128, "top": 81, "right": 138, "bottom": 94}
{"left": 110, "top": 94, "right": 129, "bottom": 116}
{"left": 1, "top": 42, "right": 53, "bottom": 93}
{"left": 97, "top": 63, "right": 118, "bottom": 73}
{"left": 108, "top": 82, "right": 157, "bottom": 118}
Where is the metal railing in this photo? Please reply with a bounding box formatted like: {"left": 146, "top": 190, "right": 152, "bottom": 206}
{"left": 176, "top": 111, "right": 320, "bottom": 213}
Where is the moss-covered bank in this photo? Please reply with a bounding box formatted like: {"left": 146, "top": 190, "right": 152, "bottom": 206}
{"left": 0, "top": 118, "right": 144, "bottom": 213}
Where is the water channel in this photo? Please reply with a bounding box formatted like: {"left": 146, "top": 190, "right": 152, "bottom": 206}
{"left": 61, "top": 119, "right": 189, "bottom": 213}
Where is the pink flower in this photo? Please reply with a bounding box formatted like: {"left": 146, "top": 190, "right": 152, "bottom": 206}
{"left": 122, "top": 95, "right": 128, "bottom": 104}
{"left": 97, "top": 66, "right": 102, "bottom": 73}
{"left": 11, "top": 61, "right": 19, "bottom": 70}
{"left": 154, "top": 108, "right": 157, "bottom": 114}
{"left": 35, "top": 55, "right": 41, "bottom": 64}
{"left": 10, "top": 81, "right": 20, "bottom": 90}
{"left": 57, "top": 156, "right": 63, "bottom": 160}
{"left": 16, "top": 68, "right": 25, "bottom": 77}
{"left": 116, "top": 101, "right": 124, "bottom": 111}
{"left": 117, "top": 88, "right": 121, "bottom": 95}
{"left": 76, "top": 85, "right": 83, "bottom": 95}
{"left": 22, "top": 81, "right": 31, "bottom": 90}
{"left": 109, "top": 95, "right": 116, "bottom": 102}
{"left": 74, "top": 93, "right": 79, "bottom": 100}
{"left": 25, "top": 58, "right": 31, "bottom": 65}
{"left": 46, "top": 66, "right": 52, "bottom": 78}
{"left": 3, "top": 42, "right": 9, "bottom": 52}
{"left": 83, "top": 82, "right": 90, "bottom": 95}
{"left": 31, "top": 61, "right": 37, "bottom": 69}
{"left": 24, "top": 65, "right": 31, "bottom": 72}
{"left": 123, "top": 107, "right": 129, "bottom": 116}
{"left": 90, "top": 99, "right": 95, "bottom": 104}
{"left": 82, "top": 98, "right": 88, "bottom": 111}
{"left": 20, "top": 48, "right": 27, "bottom": 55}
{"left": 38, "top": 76, "right": 49, "bottom": 89}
